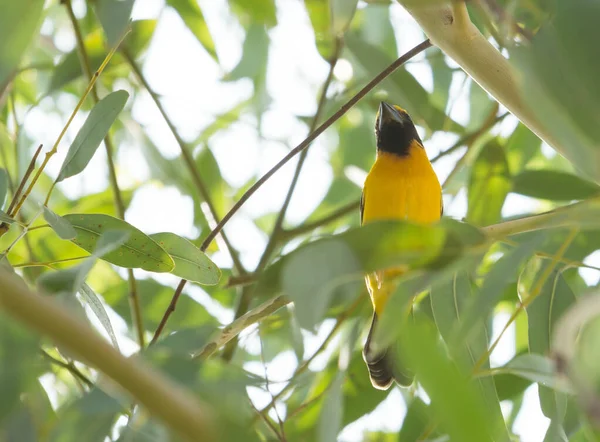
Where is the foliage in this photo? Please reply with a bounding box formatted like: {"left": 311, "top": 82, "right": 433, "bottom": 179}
{"left": 0, "top": 0, "right": 600, "bottom": 441}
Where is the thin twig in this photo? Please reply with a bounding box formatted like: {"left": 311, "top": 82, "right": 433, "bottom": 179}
{"left": 199, "top": 39, "right": 432, "bottom": 253}
{"left": 6, "top": 144, "right": 42, "bottom": 215}
{"left": 151, "top": 279, "right": 186, "bottom": 344}
{"left": 64, "top": 0, "right": 145, "bottom": 348}
{"left": 41, "top": 349, "right": 93, "bottom": 388}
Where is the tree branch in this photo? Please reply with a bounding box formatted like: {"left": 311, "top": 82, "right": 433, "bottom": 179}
{"left": 0, "top": 270, "right": 216, "bottom": 442}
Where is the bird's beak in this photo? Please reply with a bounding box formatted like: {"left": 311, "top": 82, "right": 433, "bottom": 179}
{"left": 378, "top": 102, "right": 404, "bottom": 132}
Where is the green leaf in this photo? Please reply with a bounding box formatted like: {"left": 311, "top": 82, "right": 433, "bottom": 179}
{"left": 282, "top": 238, "right": 361, "bottom": 330}
{"left": 505, "top": 123, "right": 541, "bottom": 173}
{"left": 527, "top": 267, "right": 577, "bottom": 419}
{"left": 512, "top": 170, "right": 600, "bottom": 201}
{"left": 229, "top": 0, "right": 277, "bottom": 27}
{"left": 50, "top": 388, "right": 123, "bottom": 442}
{"left": 467, "top": 79, "right": 496, "bottom": 132}
{"left": 149, "top": 232, "right": 220, "bottom": 284}
{"left": 94, "top": 0, "right": 135, "bottom": 47}
{"left": 166, "top": 0, "right": 219, "bottom": 62}
{"left": 429, "top": 48, "right": 452, "bottom": 112}
{"left": 63, "top": 214, "right": 174, "bottom": 272}
{"left": 510, "top": 0, "right": 600, "bottom": 182}
{"left": 398, "top": 398, "right": 430, "bottom": 442}
{"left": 330, "top": 0, "right": 359, "bottom": 35}
{"left": 57, "top": 90, "right": 129, "bottom": 182}
{"left": 467, "top": 139, "right": 511, "bottom": 226}
{"left": 304, "top": 0, "right": 333, "bottom": 59}
{"left": 49, "top": 20, "right": 156, "bottom": 93}
{"left": 458, "top": 234, "right": 544, "bottom": 341}
{"left": 80, "top": 283, "right": 120, "bottom": 350}
{"left": 223, "top": 24, "right": 269, "bottom": 81}
{"left": 430, "top": 271, "right": 508, "bottom": 437}
{"left": 496, "top": 354, "right": 566, "bottom": 391}
{"left": 0, "top": 168, "right": 8, "bottom": 207}
{"left": 0, "top": 313, "right": 42, "bottom": 422}
{"left": 318, "top": 371, "right": 344, "bottom": 442}
{"left": 43, "top": 206, "right": 76, "bottom": 240}
{"left": 0, "top": 0, "right": 45, "bottom": 89}
{"left": 401, "top": 317, "right": 501, "bottom": 442}
{"left": 0, "top": 209, "right": 15, "bottom": 224}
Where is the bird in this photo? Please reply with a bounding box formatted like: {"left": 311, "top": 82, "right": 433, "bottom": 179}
{"left": 360, "top": 102, "right": 442, "bottom": 390}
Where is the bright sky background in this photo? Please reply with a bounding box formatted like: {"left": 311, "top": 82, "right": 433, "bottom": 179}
{"left": 34, "top": 0, "right": 598, "bottom": 439}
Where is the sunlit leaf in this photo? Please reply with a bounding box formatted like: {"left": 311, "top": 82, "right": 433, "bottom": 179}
{"left": 505, "top": 123, "right": 541, "bottom": 173}
{"left": 304, "top": 0, "right": 333, "bottom": 59}
{"left": 0, "top": 0, "right": 45, "bottom": 89}
{"left": 63, "top": 213, "right": 174, "bottom": 272}
{"left": 330, "top": 0, "right": 359, "bottom": 35}
{"left": 223, "top": 24, "right": 269, "bottom": 81}
{"left": 467, "top": 139, "right": 511, "bottom": 226}
{"left": 167, "top": 0, "right": 219, "bottom": 62}
{"left": 43, "top": 206, "right": 76, "bottom": 240}
{"left": 79, "top": 283, "right": 120, "bottom": 350}
{"left": 0, "top": 168, "right": 8, "bottom": 207}
{"left": 149, "top": 232, "right": 221, "bottom": 284}
{"left": 399, "top": 398, "right": 431, "bottom": 442}
{"left": 94, "top": 0, "right": 135, "bottom": 47}
{"left": 229, "top": 0, "right": 277, "bottom": 27}
{"left": 56, "top": 90, "right": 128, "bottom": 182}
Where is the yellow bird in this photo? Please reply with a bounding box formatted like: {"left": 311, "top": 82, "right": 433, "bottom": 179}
{"left": 361, "top": 102, "right": 442, "bottom": 389}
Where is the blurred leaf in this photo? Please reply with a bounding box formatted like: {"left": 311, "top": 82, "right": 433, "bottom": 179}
{"left": 166, "top": 0, "right": 219, "bottom": 62}
{"left": 318, "top": 371, "right": 344, "bottom": 442}
{"left": 149, "top": 232, "right": 221, "bottom": 284}
{"left": 345, "top": 35, "right": 462, "bottom": 133}
{"left": 495, "top": 354, "right": 565, "bottom": 391}
{"left": 50, "top": 388, "right": 123, "bottom": 442}
{"left": 512, "top": 170, "right": 600, "bottom": 201}
{"left": 103, "top": 279, "right": 217, "bottom": 332}
{"left": 94, "top": 0, "right": 135, "bottom": 47}
{"left": 398, "top": 398, "right": 430, "bottom": 442}
{"left": 0, "top": 0, "right": 44, "bottom": 89}
{"left": 229, "top": 0, "right": 276, "bottom": 27}
{"left": 224, "top": 24, "right": 269, "bottom": 81}
{"left": 80, "top": 283, "right": 120, "bottom": 350}
{"left": 57, "top": 90, "right": 128, "bottom": 182}
{"left": 63, "top": 213, "right": 174, "bottom": 272}
{"left": 0, "top": 168, "right": 7, "bottom": 207}
{"left": 1, "top": 380, "right": 54, "bottom": 442}
{"left": 282, "top": 238, "right": 361, "bottom": 330}
{"left": 429, "top": 48, "right": 452, "bottom": 112}
{"left": 151, "top": 326, "right": 216, "bottom": 356}
{"left": 459, "top": 234, "right": 544, "bottom": 341}
{"left": 331, "top": 0, "right": 359, "bottom": 35}
{"left": 289, "top": 306, "right": 305, "bottom": 361}
{"left": 0, "top": 313, "right": 42, "bottom": 423}
{"left": 506, "top": 123, "right": 541, "bottom": 173}
{"left": 43, "top": 206, "right": 77, "bottom": 240}
{"left": 402, "top": 317, "right": 501, "bottom": 442}
{"left": 430, "top": 271, "right": 507, "bottom": 434}
{"left": 467, "top": 79, "right": 496, "bottom": 131}
{"left": 467, "top": 139, "right": 511, "bottom": 226}
{"left": 510, "top": 0, "right": 600, "bottom": 182}
{"left": 527, "top": 267, "right": 577, "bottom": 418}
{"left": 50, "top": 21, "right": 156, "bottom": 92}
{"left": 304, "top": 0, "right": 333, "bottom": 59}
{"left": 0, "top": 209, "right": 15, "bottom": 224}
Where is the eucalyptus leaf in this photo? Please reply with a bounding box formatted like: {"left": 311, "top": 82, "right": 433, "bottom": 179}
{"left": 79, "top": 283, "right": 120, "bottom": 350}
{"left": 149, "top": 232, "right": 220, "bottom": 285}
{"left": 94, "top": 0, "right": 135, "bottom": 47}
{"left": 43, "top": 206, "right": 76, "bottom": 240}
{"left": 63, "top": 214, "right": 174, "bottom": 272}
{"left": 513, "top": 170, "right": 600, "bottom": 201}
{"left": 166, "top": 0, "right": 218, "bottom": 62}
{"left": 0, "top": 168, "right": 8, "bottom": 207}
{"left": 57, "top": 90, "right": 129, "bottom": 182}
{"left": 317, "top": 371, "right": 344, "bottom": 442}
{"left": 330, "top": 0, "right": 358, "bottom": 35}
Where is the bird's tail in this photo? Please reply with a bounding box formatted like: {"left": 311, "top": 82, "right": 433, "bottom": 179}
{"left": 362, "top": 313, "right": 413, "bottom": 390}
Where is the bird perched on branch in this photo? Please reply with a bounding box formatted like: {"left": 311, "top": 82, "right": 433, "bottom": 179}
{"left": 360, "top": 102, "right": 442, "bottom": 389}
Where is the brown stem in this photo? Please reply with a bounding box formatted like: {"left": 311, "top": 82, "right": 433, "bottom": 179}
{"left": 150, "top": 279, "right": 186, "bottom": 344}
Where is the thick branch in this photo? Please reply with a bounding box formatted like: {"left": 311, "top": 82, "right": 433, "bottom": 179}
{"left": 0, "top": 270, "right": 216, "bottom": 442}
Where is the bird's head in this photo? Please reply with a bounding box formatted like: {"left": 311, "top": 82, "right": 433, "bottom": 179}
{"left": 375, "top": 102, "right": 423, "bottom": 156}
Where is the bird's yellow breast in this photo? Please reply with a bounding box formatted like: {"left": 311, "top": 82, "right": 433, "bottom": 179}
{"left": 362, "top": 141, "right": 441, "bottom": 225}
